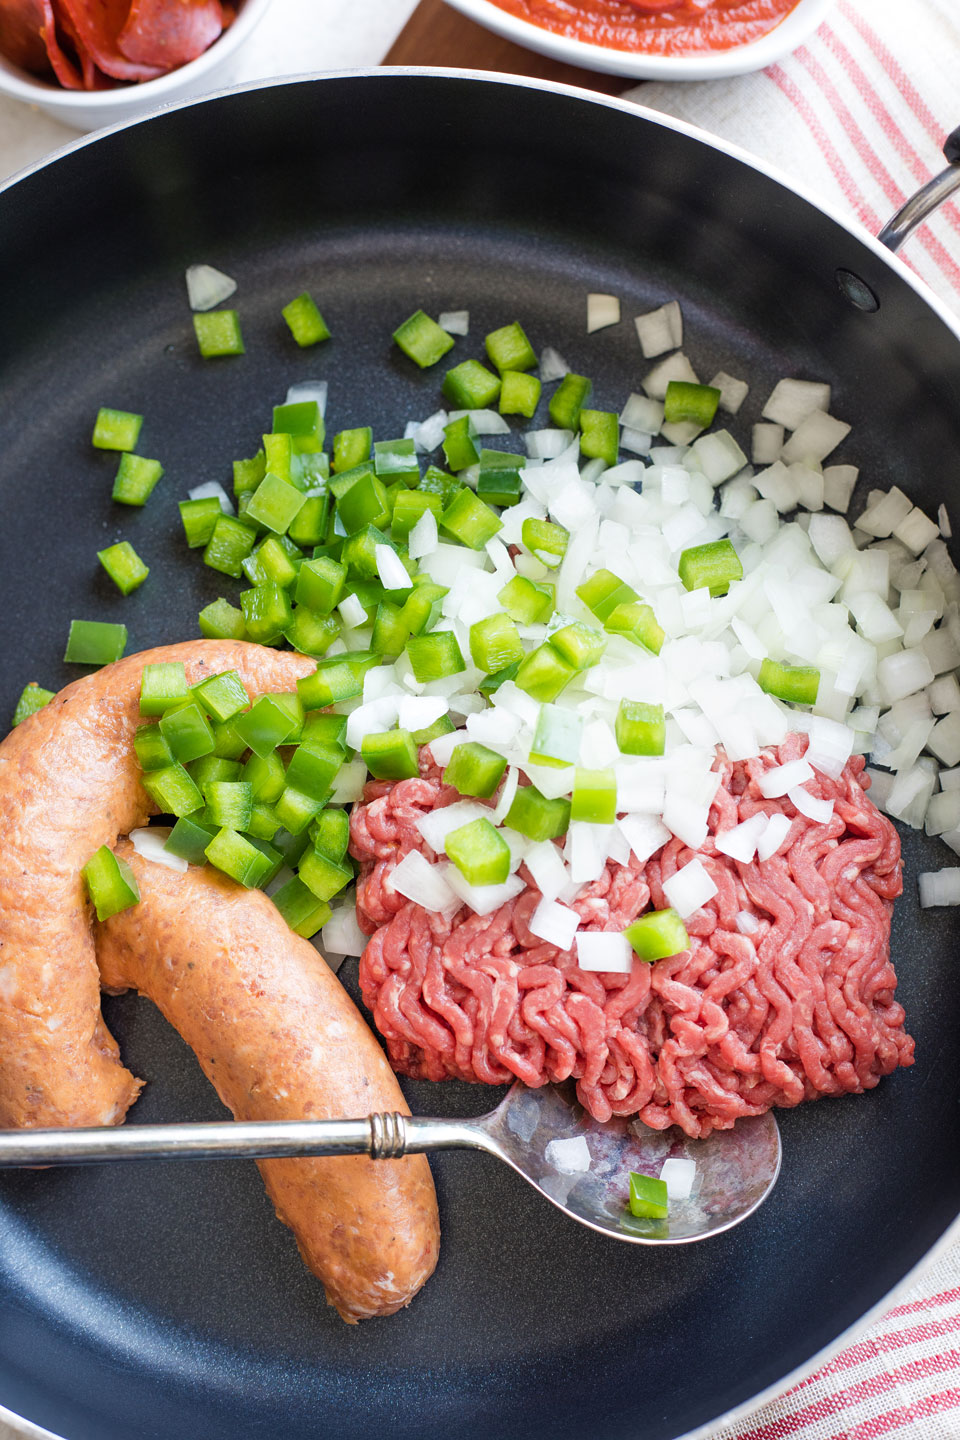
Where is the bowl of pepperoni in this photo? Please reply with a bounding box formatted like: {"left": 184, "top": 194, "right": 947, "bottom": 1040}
{"left": 0, "top": 0, "right": 274, "bottom": 131}
{"left": 443, "top": 0, "right": 835, "bottom": 80}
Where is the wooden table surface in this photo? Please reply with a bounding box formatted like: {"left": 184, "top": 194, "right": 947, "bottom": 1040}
{"left": 384, "top": 0, "right": 627, "bottom": 93}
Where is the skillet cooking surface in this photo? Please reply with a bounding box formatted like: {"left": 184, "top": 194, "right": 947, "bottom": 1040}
{"left": 1, "top": 72, "right": 960, "bottom": 1440}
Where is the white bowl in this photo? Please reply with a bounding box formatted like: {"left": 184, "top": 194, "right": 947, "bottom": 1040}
{"left": 0, "top": 0, "right": 274, "bottom": 131}
{"left": 442, "top": 0, "right": 835, "bottom": 81}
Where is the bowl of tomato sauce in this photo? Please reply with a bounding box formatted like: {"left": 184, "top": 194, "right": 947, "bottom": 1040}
{"left": 442, "top": 0, "right": 835, "bottom": 79}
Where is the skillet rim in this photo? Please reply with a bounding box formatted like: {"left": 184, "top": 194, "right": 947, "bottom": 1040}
{"left": 1, "top": 64, "right": 959, "bottom": 1440}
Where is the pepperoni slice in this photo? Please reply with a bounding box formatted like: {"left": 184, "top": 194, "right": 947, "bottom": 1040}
{"left": 117, "top": 0, "right": 222, "bottom": 70}
{"left": 0, "top": 0, "right": 52, "bottom": 74}
{"left": 55, "top": 0, "right": 164, "bottom": 80}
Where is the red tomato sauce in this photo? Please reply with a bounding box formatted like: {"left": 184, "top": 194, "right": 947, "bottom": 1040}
{"left": 488, "top": 0, "right": 801, "bottom": 55}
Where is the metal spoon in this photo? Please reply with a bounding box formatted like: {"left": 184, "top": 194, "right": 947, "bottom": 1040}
{"left": 0, "top": 1081, "right": 781, "bottom": 1244}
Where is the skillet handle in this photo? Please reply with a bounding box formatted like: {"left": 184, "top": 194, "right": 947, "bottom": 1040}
{"left": 878, "top": 124, "right": 960, "bottom": 253}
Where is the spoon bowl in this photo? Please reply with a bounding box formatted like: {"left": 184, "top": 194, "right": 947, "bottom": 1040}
{"left": 0, "top": 1079, "right": 781, "bottom": 1244}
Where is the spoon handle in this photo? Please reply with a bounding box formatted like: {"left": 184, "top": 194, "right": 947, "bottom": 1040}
{"left": 0, "top": 1114, "right": 480, "bottom": 1167}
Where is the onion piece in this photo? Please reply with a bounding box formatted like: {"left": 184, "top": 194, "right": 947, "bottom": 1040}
{"left": 662, "top": 857, "right": 717, "bottom": 918}
{"left": 438, "top": 310, "right": 469, "bottom": 335}
{"left": 634, "top": 300, "right": 682, "bottom": 359}
{"left": 757, "top": 813, "right": 792, "bottom": 861}
{"left": 388, "top": 850, "right": 460, "bottom": 915}
{"left": 444, "top": 868, "right": 525, "bottom": 917}
{"left": 530, "top": 896, "right": 580, "bottom": 949}
{"left": 185, "top": 263, "right": 236, "bottom": 311}
{"left": 321, "top": 904, "right": 368, "bottom": 959}
{"left": 758, "top": 758, "right": 814, "bottom": 798}
{"left": 660, "top": 1157, "right": 697, "bottom": 1200}
{"left": 129, "top": 827, "right": 188, "bottom": 874}
{"left": 788, "top": 785, "right": 834, "bottom": 822}
{"left": 539, "top": 347, "right": 570, "bottom": 383}
{"left": 576, "top": 931, "right": 633, "bottom": 974}
{"left": 587, "top": 293, "right": 620, "bottom": 333}
{"left": 188, "top": 480, "right": 233, "bottom": 515}
{"left": 285, "top": 380, "right": 328, "bottom": 416}
{"left": 918, "top": 869, "right": 960, "bottom": 908}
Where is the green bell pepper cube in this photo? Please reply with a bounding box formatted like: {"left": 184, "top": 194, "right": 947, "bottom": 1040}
{"left": 287, "top": 493, "right": 330, "bottom": 548}
{"left": 285, "top": 740, "right": 344, "bottom": 802}
{"left": 159, "top": 700, "right": 215, "bottom": 764}
{"left": 244, "top": 473, "right": 306, "bottom": 536}
{"left": 311, "top": 807, "right": 351, "bottom": 864}
{"left": 571, "top": 768, "right": 617, "bottom": 824}
{"left": 444, "top": 816, "right": 510, "bottom": 887}
{"left": 198, "top": 597, "right": 248, "bottom": 641}
{"left": 239, "top": 582, "right": 294, "bottom": 646}
{"left": 203, "top": 516, "right": 258, "bottom": 579}
{"left": 521, "top": 517, "right": 568, "bottom": 568}
{"left": 442, "top": 359, "right": 501, "bottom": 410}
{"left": 163, "top": 816, "right": 218, "bottom": 865}
{"left": 549, "top": 373, "right": 592, "bottom": 430}
{"left": 210, "top": 717, "right": 249, "bottom": 760}
{"left": 478, "top": 661, "right": 521, "bottom": 695}
{"left": 549, "top": 622, "right": 606, "bottom": 672}
{"left": 405, "top": 630, "right": 466, "bottom": 683}
{"left": 504, "top": 783, "right": 570, "bottom": 842}
{"left": 11, "top": 682, "right": 55, "bottom": 726}
{"left": 337, "top": 471, "right": 391, "bottom": 534}
{"left": 604, "top": 602, "right": 665, "bottom": 655}
{"left": 263, "top": 433, "right": 294, "bottom": 483}
{"left": 193, "top": 309, "right": 244, "bottom": 358}
{"left": 271, "top": 875, "right": 333, "bottom": 938}
{"left": 616, "top": 700, "right": 665, "bottom": 756}
{"left": 469, "top": 612, "right": 524, "bottom": 673}
{"left": 515, "top": 643, "right": 577, "bottom": 703}
{"left": 372, "top": 599, "right": 409, "bottom": 657}
{"left": 477, "top": 469, "right": 522, "bottom": 508}
{"left": 484, "top": 321, "right": 537, "bottom": 376}
{"left": 624, "top": 908, "right": 690, "bottom": 962}
{"left": 92, "top": 406, "right": 142, "bottom": 452}
{"left": 443, "top": 742, "right": 507, "bottom": 799}
{"left": 440, "top": 489, "right": 502, "bottom": 549}
{"left": 190, "top": 669, "right": 249, "bottom": 724}
{"left": 233, "top": 695, "right": 297, "bottom": 758}
{"left": 758, "top": 658, "right": 821, "bottom": 706}
{"left": 273, "top": 399, "right": 325, "bottom": 453}
{"left": 179, "top": 496, "right": 222, "bottom": 549}
{"left": 392, "top": 489, "right": 443, "bottom": 542}
{"left": 233, "top": 451, "right": 266, "bottom": 496}
{"left": 400, "top": 580, "right": 447, "bottom": 636}
{"left": 628, "top": 1172, "right": 669, "bottom": 1220}
{"left": 297, "top": 661, "right": 365, "bottom": 710}
{"left": 254, "top": 536, "right": 299, "bottom": 590}
{"left": 63, "top": 619, "right": 127, "bottom": 666}
{"left": 205, "top": 827, "right": 273, "bottom": 887}
{"left": 296, "top": 555, "right": 346, "bottom": 614}
{"left": 359, "top": 725, "right": 420, "bottom": 783}
{"left": 139, "top": 661, "right": 188, "bottom": 716}
{"left": 274, "top": 784, "right": 327, "bottom": 835}
{"left": 272, "top": 827, "right": 311, "bottom": 869}
{"left": 82, "top": 845, "right": 140, "bottom": 921}
{"left": 281, "top": 292, "right": 330, "bottom": 347}
{"left": 499, "top": 370, "right": 541, "bottom": 418}
{"left": 301, "top": 712, "right": 348, "bottom": 748}
{"left": 112, "top": 453, "right": 164, "bottom": 506}
{"left": 243, "top": 751, "right": 287, "bottom": 805}
{"left": 579, "top": 409, "right": 619, "bottom": 468}
{"left": 297, "top": 848, "right": 352, "bottom": 902}
{"left": 332, "top": 427, "right": 372, "bottom": 473}
{"left": 576, "top": 568, "right": 638, "bottom": 622}
{"left": 442, "top": 415, "right": 480, "bottom": 474}
{"left": 361, "top": 728, "right": 420, "bottom": 781}
{"left": 283, "top": 609, "right": 341, "bottom": 658}
{"left": 133, "top": 724, "right": 174, "bottom": 772}
{"left": 374, "top": 438, "right": 419, "bottom": 487}
{"left": 678, "top": 539, "right": 743, "bottom": 597}
{"left": 498, "top": 574, "right": 555, "bottom": 625}
{"left": 341, "top": 524, "right": 393, "bottom": 580}
{"left": 247, "top": 802, "right": 282, "bottom": 841}
{"left": 393, "top": 309, "right": 455, "bottom": 369}
{"left": 530, "top": 704, "right": 582, "bottom": 768}
{"left": 189, "top": 755, "right": 243, "bottom": 791}
{"left": 412, "top": 713, "right": 456, "bottom": 746}
{"left": 140, "top": 762, "right": 204, "bottom": 817}
{"left": 663, "top": 380, "right": 720, "bottom": 428}
{"left": 419, "top": 464, "right": 462, "bottom": 502}
{"left": 204, "top": 780, "right": 254, "bottom": 832}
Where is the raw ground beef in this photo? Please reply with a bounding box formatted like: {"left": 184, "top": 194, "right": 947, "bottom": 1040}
{"left": 351, "top": 733, "right": 914, "bottom": 1139}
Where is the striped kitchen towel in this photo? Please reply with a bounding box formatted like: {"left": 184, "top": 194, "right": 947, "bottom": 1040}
{"left": 624, "top": 0, "right": 960, "bottom": 316}
{"left": 702, "top": 1238, "right": 960, "bottom": 1438}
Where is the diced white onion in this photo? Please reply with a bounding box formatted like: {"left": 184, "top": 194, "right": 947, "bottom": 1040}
{"left": 529, "top": 897, "right": 580, "bottom": 949}
{"left": 662, "top": 857, "right": 717, "bottom": 918}
{"left": 185, "top": 263, "right": 236, "bottom": 311}
{"left": 388, "top": 851, "right": 460, "bottom": 915}
{"left": 408, "top": 508, "right": 439, "bottom": 561}
{"left": 129, "top": 827, "right": 188, "bottom": 874}
{"left": 375, "top": 544, "right": 413, "bottom": 591}
{"left": 576, "top": 931, "right": 633, "bottom": 974}
{"left": 438, "top": 310, "right": 469, "bottom": 335}
{"left": 320, "top": 904, "right": 368, "bottom": 958}
{"left": 188, "top": 480, "right": 233, "bottom": 514}
{"left": 715, "top": 813, "right": 767, "bottom": 863}
{"left": 443, "top": 868, "right": 525, "bottom": 916}
{"left": 757, "top": 813, "right": 792, "bottom": 861}
{"left": 918, "top": 869, "right": 960, "bottom": 908}
{"left": 758, "top": 758, "right": 814, "bottom": 798}
{"left": 660, "top": 1156, "right": 697, "bottom": 1201}
{"left": 761, "top": 378, "right": 831, "bottom": 430}
{"left": 338, "top": 593, "right": 368, "bottom": 629}
{"left": 587, "top": 293, "right": 620, "bottom": 333}
{"left": 788, "top": 785, "right": 834, "bottom": 823}
{"left": 539, "top": 347, "right": 570, "bottom": 383}
{"left": 416, "top": 801, "right": 490, "bottom": 855}
{"left": 285, "top": 380, "right": 328, "bottom": 416}
{"left": 634, "top": 301, "right": 682, "bottom": 359}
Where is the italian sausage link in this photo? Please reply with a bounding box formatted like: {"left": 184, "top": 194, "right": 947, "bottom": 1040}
{"left": 0, "top": 640, "right": 315, "bottom": 1130}
{"left": 97, "top": 845, "right": 440, "bottom": 1321}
